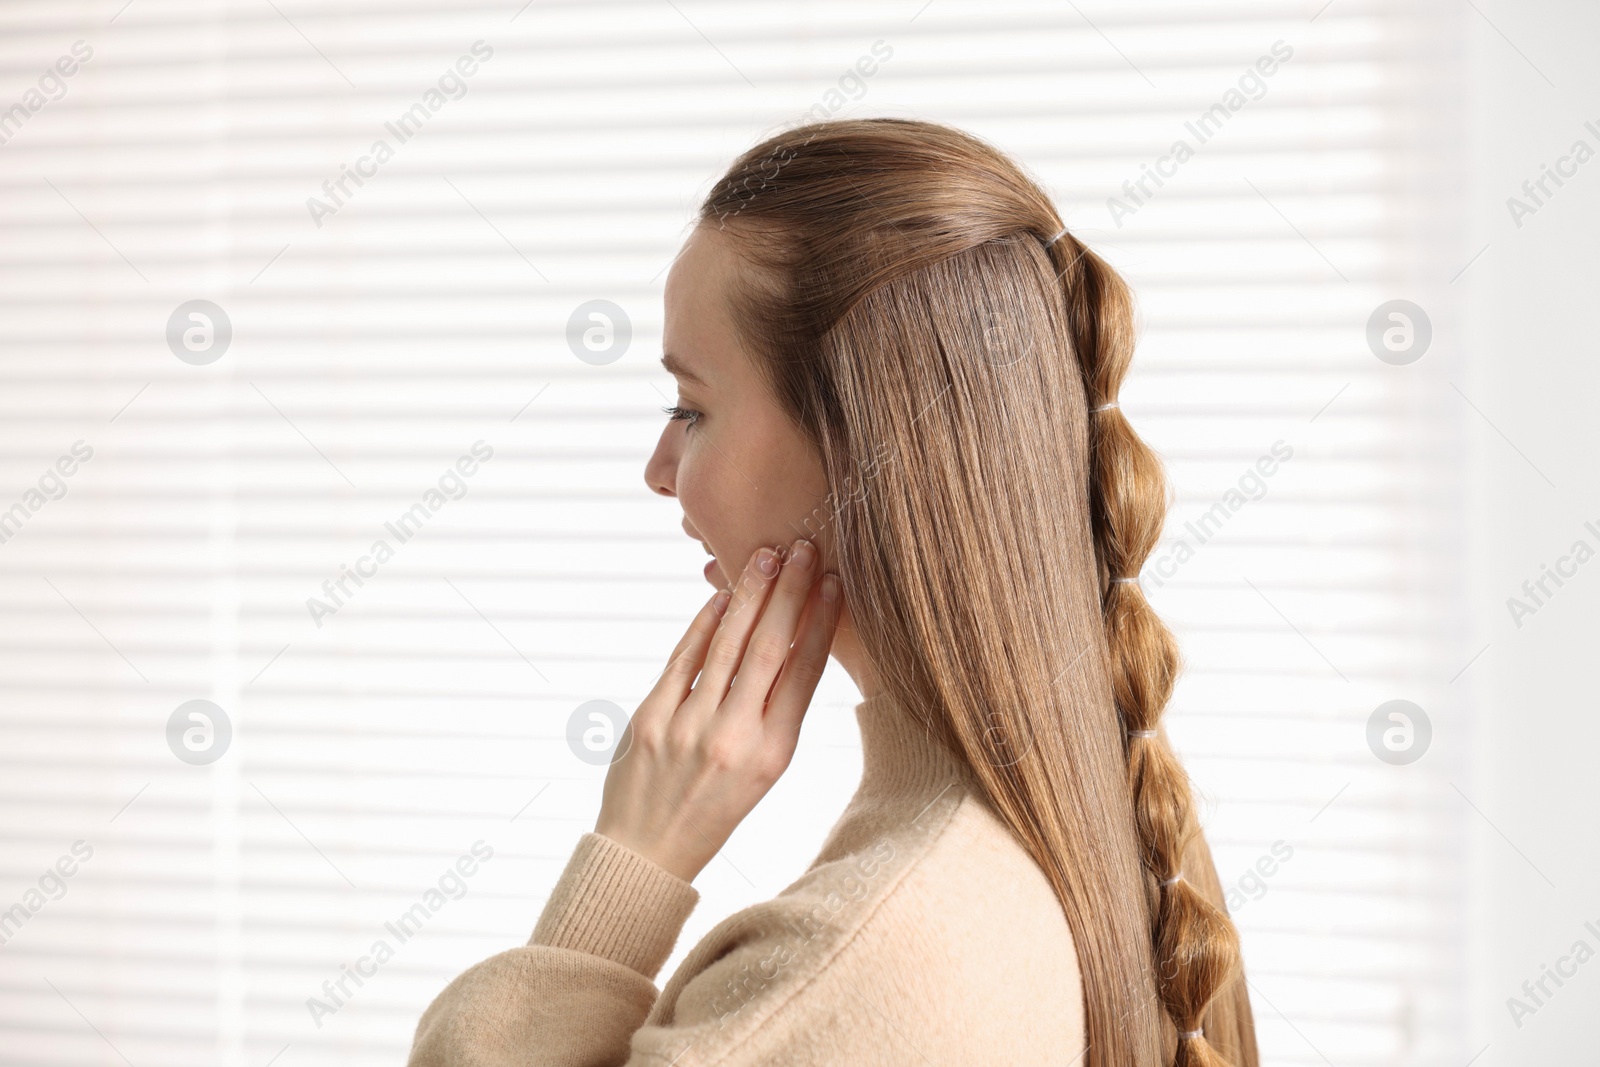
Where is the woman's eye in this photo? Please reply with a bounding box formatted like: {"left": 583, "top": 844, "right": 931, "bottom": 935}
{"left": 661, "top": 404, "right": 703, "bottom": 430}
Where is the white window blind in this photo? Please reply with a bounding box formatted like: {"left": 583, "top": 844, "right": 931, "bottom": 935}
{"left": 0, "top": 2, "right": 1467, "bottom": 1065}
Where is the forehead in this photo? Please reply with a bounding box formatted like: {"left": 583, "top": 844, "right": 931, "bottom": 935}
{"left": 662, "top": 226, "right": 743, "bottom": 385}
{"left": 664, "top": 225, "right": 730, "bottom": 318}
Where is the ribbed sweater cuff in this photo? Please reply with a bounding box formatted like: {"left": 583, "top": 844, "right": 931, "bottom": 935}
{"left": 529, "top": 832, "right": 700, "bottom": 980}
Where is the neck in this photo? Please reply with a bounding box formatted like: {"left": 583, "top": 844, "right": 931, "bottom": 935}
{"left": 828, "top": 599, "right": 880, "bottom": 701}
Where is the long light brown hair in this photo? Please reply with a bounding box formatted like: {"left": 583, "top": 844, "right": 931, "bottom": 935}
{"left": 698, "top": 118, "right": 1258, "bottom": 1067}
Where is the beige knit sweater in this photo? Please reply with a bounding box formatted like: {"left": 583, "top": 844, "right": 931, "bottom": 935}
{"left": 408, "top": 691, "right": 1087, "bottom": 1065}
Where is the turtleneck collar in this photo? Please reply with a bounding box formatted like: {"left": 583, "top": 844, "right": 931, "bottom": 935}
{"left": 807, "top": 690, "right": 975, "bottom": 868}
{"left": 853, "top": 690, "right": 971, "bottom": 799}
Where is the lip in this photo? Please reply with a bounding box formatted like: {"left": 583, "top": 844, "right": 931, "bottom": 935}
{"left": 683, "top": 519, "right": 717, "bottom": 583}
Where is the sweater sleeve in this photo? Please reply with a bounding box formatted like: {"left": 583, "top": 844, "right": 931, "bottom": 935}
{"left": 407, "top": 831, "right": 700, "bottom": 1067}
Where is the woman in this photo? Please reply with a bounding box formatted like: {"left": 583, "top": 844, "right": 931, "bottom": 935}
{"left": 409, "top": 118, "right": 1259, "bottom": 1067}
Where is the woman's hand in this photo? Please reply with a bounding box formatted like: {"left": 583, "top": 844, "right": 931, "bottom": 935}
{"left": 594, "top": 538, "right": 842, "bottom": 883}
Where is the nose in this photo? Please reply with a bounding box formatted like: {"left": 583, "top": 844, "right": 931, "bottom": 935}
{"left": 644, "top": 420, "right": 681, "bottom": 498}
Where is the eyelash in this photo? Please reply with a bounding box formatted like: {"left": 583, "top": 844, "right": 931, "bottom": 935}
{"left": 661, "top": 404, "right": 703, "bottom": 430}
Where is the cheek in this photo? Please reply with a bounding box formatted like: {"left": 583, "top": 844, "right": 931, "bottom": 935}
{"left": 675, "top": 444, "right": 752, "bottom": 551}
{"left": 675, "top": 419, "right": 830, "bottom": 580}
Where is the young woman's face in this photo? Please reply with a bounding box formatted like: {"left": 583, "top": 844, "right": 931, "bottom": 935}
{"left": 645, "top": 224, "right": 833, "bottom": 590}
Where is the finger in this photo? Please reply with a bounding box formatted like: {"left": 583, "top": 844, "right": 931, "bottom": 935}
{"left": 644, "top": 588, "right": 731, "bottom": 709}
{"left": 763, "top": 573, "right": 842, "bottom": 739}
{"left": 726, "top": 538, "right": 822, "bottom": 708}
{"left": 691, "top": 544, "right": 782, "bottom": 706}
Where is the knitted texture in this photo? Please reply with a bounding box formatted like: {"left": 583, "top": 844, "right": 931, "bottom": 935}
{"left": 408, "top": 692, "right": 1088, "bottom": 1065}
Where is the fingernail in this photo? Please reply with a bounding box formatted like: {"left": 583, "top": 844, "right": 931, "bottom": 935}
{"left": 712, "top": 590, "right": 731, "bottom": 614}
{"left": 756, "top": 549, "right": 779, "bottom": 577}
{"left": 791, "top": 539, "right": 816, "bottom": 569}
{"left": 822, "top": 574, "right": 839, "bottom": 602}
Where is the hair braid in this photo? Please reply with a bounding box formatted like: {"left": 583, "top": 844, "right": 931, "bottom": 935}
{"left": 1045, "top": 227, "right": 1246, "bottom": 1067}
{"left": 695, "top": 114, "right": 1257, "bottom": 1066}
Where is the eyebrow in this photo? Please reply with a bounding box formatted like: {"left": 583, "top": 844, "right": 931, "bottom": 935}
{"left": 660, "top": 351, "right": 709, "bottom": 387}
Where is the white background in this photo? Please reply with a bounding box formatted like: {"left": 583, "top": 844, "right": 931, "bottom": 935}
{"left": 0, "top": 1, "right": 1593, "bottom": 1065}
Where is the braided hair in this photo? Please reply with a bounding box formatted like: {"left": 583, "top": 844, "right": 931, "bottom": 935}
{"left": 1045, "top": 227, "right": 1247, "bottom": 1066}
{"left": 699, "top": 116, "right": 1259, "bottom": 1067}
